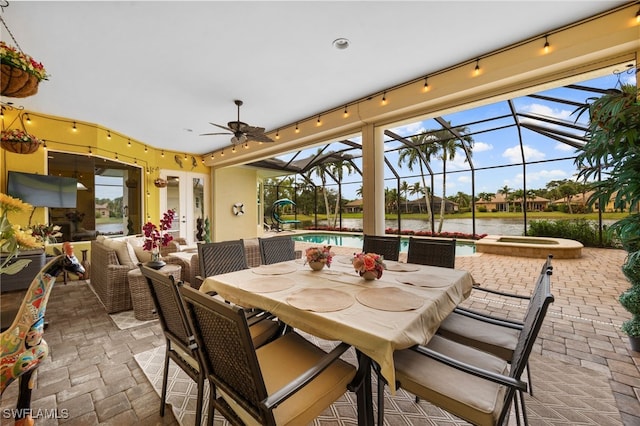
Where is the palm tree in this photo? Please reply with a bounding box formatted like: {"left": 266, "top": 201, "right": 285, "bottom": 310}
{"left": 309, "top": 148, "right": 331, "bottom": 222}
{"left": 410, "top": 182, "right": 424, "bottom": 213}
{"left": 400, "top": 181, "right": 411, "bottom": 213}
{"left": 397, "top": 134, "right": 438, "bottom": 232}
{"left": 328, "top": 159, "right": 354, "bottom": 227}
{"left": 498, "top": 185, "right": 511, "bottom": 212}
{"left": 428, "top": 125, "right": 473, "bottom": 232}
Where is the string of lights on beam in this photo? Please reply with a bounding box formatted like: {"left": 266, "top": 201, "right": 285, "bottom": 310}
{"left": 2, "top": 110, "right": 202, "bottom": 169}
{"left": 204, "top": 2, "right": 636, "bottom": 162}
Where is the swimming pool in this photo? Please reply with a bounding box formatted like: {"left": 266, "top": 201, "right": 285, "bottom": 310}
{"left": 291, "top": 233, "right": 476, "bottom": 256}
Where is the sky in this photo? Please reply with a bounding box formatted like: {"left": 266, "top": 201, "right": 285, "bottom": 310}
{"left": 279, "top": 67, "right": 636, "bottom": 201}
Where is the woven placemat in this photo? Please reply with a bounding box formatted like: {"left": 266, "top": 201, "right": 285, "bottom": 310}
{"left": 356, "top": 287, "right": 424, "bottom": 311}
{"left": 286, "top": 288, "right": 354, "bottom": 312}
{"left": 396, "top": 273, "right": 451, "bottom": 287}
{"left": 385, "top": 262, "right": 420, "bottom": 272}
{"left": 240, "top": 277, "right": 296, "bottom": 293}
{"left": 251, "top": 263, "right": 297, "bottom": 275}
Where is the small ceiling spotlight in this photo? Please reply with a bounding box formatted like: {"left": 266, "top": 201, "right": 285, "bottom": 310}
{"left": 423, "top": 76, "right": 430, "bottom": 92}
{"left": 636, "top": 5, "right": 640, "bottom": 23}
{"left": 210, "top": 153, "right": 214, "bottom": 160}
{"left": 343, "top": 105, "right": 349, "bottom": 118}
{"left": 25, "top": 113, "right": 31, "bottom": 123}
{"left": 474, "top": 59, "right": 480, "bottom": 76}
{"left": 244, "top": 142, "right": 249, "bottom": 149}
{"left": 144, "top": 145, "right": 148, "bottom": 153}
{"left": 88, "top": 146, "right": 92, "bottom": 156}
{"left": 127, "top": 139, "right": 131, "bottom": 147}
{"left": 161, "top": 150, "right": 165, "bottom": 158}
{"left": 381, "top": 91, "right": 387, "bottom": 105}
{"left": 43, "top": 140, "right": 47, "bottom": 150}
{"left": 332, "top": 38, "right": 350, "bottom": 50}
{"left": 72, "top": 121, "right": 77, "bottom": 131}
{"left": 275, "top": 129, "right": 280, "bottom": 140}
{"left": 295, "top": 123, "right": 300, "bottom": 133}
{"left": 107, "top": 130, "right": 111, "bottom": 139}
{"left": 543, "top": 35, "right": 550, "bottom": 54}
{"left": 316, "top": 115, "right": 322, "bottom": 126}
{"left": 232, "top": 146, "right": 236, "bottom": 153}
{"left": 220, "top": 150, "right": 225, "bottom": 157}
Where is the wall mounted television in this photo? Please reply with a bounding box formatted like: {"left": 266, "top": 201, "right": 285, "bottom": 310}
{"left": 7, "top": 171, "right": 77, "bottom": 208}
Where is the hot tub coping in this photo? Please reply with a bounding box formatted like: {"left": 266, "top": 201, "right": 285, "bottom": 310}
{"left": 475, "top": 235, "right": 583, "bottom": 259}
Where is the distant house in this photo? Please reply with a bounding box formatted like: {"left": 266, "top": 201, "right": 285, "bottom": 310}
{"left": 95, "top": 203, "right": 109, "bottom": 218}
{"left": 405, "top": 196, "right": 458, "bottom": 213}
{"left": 344, "top": 199, "right": 363, "bottom": 213}
{"left": 475, "top": 194, "right": 550, "bottom": 212}
{"left": 553, "top": 190, "right": 638, "bottom": 213}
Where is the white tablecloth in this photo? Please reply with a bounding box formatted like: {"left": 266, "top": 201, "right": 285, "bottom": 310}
{"left": 200, "top": 259, "right": 473, "bottom": 391}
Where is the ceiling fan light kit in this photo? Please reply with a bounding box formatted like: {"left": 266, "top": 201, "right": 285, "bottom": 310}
{"left": 200, "top": 99, "right": 274, "bottom": 146}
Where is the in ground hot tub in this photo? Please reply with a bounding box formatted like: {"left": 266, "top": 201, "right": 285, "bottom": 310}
{"left": 475, "top": 235, "right": 583, "bottom": 259}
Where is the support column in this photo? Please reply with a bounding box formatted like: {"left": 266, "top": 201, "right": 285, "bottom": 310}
{"left": 361, "top": 123, "right": 386, "bottom": 236}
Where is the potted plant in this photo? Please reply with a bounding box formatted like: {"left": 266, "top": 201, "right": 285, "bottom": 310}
{"left": 0, "top": 40, "right": 48, "bottom": 98}
{"left": 142, "top": 209, "right": 176, "bottom": 269}
{"left": 575, "top": 81, "right": 640, "bottom": 350}
{"left": 0, "top": 128, "right": 43, "bottom": 154}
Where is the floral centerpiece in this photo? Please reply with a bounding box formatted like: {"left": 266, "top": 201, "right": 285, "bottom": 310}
{"left": 0, "top": 193, "right": 43, "bottom": 275}
{"left": 142, "top": 209, "right": 175, "bottom": 269}
{"left": 29, "top": 223, "right": 62, "bottom": 245}
{"left": 1, "top": 40, "right": 49, "bottom": 98}
{"left": 0, "top": 128, "right": 43, "bottom": 154}
{"left": 352, "top": 252, "right": 386, "bottom": 280}
{"left": 304, "top": 246, "right": 333, "bottom": 270}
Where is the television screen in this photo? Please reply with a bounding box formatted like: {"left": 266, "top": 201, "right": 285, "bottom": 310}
{"left": 7, "top": 171, "right": 78, "bottom": 208}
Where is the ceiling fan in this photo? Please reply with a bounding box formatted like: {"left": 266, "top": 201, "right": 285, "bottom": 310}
{"left": 200, "top": 100, "right": 274, "bottom": 144}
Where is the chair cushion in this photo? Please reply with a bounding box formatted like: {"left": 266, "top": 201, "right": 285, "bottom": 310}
{"left": 438, "top": 311, "right": 519, "bottom": 361}
{"left": 248, "top": 318, "right": 280, "bottom": 348}
{"left": 394, "top": 335, "right": 509, "bottom": 426}
{"left": 101, "top": 238, "right": 138, "bottom": 266}
{"left": 221, "top": 332, "right": 356, "bottom": 425}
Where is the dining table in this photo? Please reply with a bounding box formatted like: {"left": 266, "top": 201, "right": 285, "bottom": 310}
{"left": 200, "top": 254, "right": 474, "bottom": 425}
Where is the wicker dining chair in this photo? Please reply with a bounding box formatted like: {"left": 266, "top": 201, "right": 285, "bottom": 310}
{"left": 406, "top": 237, "right": 456, "bottom": 268}
{"left": 380, "top": 267, "right": 555, "bottom": 426}
{"left": 362, "top": 235, "right": 401, "bottom": 261}
{"left": 197, "top": 240, "right": 248, "bottom": 279}
{"left": 437, "top": 254, "right": 554, "bottom": 396}
{"left": 196, "top": 239, "right": 281, "bottom": 345}
{"left": 258, "top": 235, "right": 296, "bottom": 265}
{"left": 178, "top": 285, "right": 357, "bottom": 426}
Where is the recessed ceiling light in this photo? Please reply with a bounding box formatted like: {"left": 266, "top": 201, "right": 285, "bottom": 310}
{"left": 333, "top": 38, "right": 350, "bottom": 50}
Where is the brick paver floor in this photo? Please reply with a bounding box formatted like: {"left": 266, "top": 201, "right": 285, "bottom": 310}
{"left": 1, "top": 244, "right": 639, "bottom": 425}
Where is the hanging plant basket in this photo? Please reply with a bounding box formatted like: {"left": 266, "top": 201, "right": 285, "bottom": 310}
{"left": 1, "top": 129, "right": 42, "bottom": 154}
{"left": 0, "top": 37, "right": 49, "bottom": 99}
{"left": 0, "top": 63, "right": 39, "bottom": 98}
{"left": 154, "top": 178, "right": 168, "bottom": 188}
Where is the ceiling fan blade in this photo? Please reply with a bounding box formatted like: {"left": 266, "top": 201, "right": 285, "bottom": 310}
{"left": 200, "top": 132, "right": 232, "bottom": 136}
{"left": 209, "top": 122, "right": 234, "bottom": 132}
{"left": 243, "top": 125, "right": 266, "bottom": 134}
{"left": 246, "top": 133, "right": 274, "bottom": 143}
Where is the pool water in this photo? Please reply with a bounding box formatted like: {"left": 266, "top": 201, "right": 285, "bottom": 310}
{"left": 291, "top": 233, "right": 476, "bottom": 256}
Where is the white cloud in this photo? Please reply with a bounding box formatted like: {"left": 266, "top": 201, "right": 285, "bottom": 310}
{"left": 472, "top": 141, "right": 493, "bottom": 152}
{"left": 522, "top": 103, "right": 573, "bottom": 120}
{"left": 554, "top": 142, "right": 576, "bottom": 152}
{"left": 502, "top": 145, "right": 545, "bottom": 163}
{"left": 457, "top": 175, "right": 471, "bottom": 183}
{"left": 504, "top": 169, "right": 569, "bottom": 188}
{"left": 389, "top": 122, "right": 425, "bottom": 135}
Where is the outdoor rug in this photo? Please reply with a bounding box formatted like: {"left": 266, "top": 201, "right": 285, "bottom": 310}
{"left": 86, "top": 280, "right": 158, "bottom": 330}
{"left": 134, "top": 332, "right": 623, "bottom": 426}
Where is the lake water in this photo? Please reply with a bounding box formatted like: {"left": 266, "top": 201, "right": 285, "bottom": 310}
{"left": 297, "top": 217, "right": 617, "bottom": 236}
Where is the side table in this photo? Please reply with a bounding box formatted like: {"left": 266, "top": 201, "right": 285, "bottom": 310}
{"left": 127, "top": 264, "right": 181, "bottom": 321}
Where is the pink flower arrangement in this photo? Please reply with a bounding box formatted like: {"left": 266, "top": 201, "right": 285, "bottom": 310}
{"left": 352, "top": 252, "right": 386, "bottom": 279}
{"left": 304, "top": 246, "right": 333, "bottom": 267}
{"left": 143, "top": 209, "right": 175, "bottom": 252}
